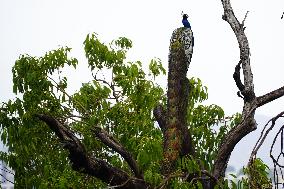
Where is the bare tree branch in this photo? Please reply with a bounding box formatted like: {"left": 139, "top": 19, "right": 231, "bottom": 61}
{"left": 249, "top": 111, "right": 284, "bottom": 165}
{"left": 221, "top": 0, "right": 255, "bottom": 105}
{"left": 241, "top": 11, "right": 249, "bottom": 27}
{"left": 256, "top": 86, "right": 284, "bottom": 108}
{"left": 270, "top": 124, "right": 284, "bottom": 188}
{"left": 214, "top": 1, "right": 284, "bottom": 183}
{"left": 213, "top": 0, "right": 257, "bottom": 180}
{"left": 35, "top": 114, "right": 148, "bottom": 189}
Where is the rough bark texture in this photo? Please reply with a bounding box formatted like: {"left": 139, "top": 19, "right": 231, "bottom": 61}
{"left": 212, "top": 0, "right": 256, "bottom": 181}
{"left": 35, "top": 114, "right": 148, "bottom": 189}
{"left": 162, "top": 27, "right": 194, "bottom": 175}
{"left": 93, "top": 127, "right": 143, "bottom": 179}
{"left": 212, "top": 0, "right": 284, "bottom": 185}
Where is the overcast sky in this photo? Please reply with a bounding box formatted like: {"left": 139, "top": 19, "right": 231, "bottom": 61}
{"left": 1, "top": 0, "right": 284, "bottom": 169}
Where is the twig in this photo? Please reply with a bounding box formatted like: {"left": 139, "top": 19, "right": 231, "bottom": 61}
{"left": 64, "top": 114, "right": 86, "bottom": 120}
{"left": 156, "top": 173, "right": 185, "bottom": 189}
{"left": 270, "top": 125, "right": 284, "bottom": 188}
{"left": 47, "top": 76, "right": 88, "bottom": 114}
{"left": 107, "top": 178, "right": 132, "bottom": 189}
{"left": 92, "top": 72, "right": 121, "bottom": 103}
{"left": 249, "top": 111, "right": 284, "bottom": 165}
{"left": 270, "top": 125, "right": 284, "bottom": 168}
{"left": 241, "top": 11, "right": 249, "bottom": 26}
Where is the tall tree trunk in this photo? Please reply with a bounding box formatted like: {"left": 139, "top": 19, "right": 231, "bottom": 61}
{"left": 162, "top": 27, "right": 195, "bottom": 175}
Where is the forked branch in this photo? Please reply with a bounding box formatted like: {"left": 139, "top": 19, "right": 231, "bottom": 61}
{"left": 213, "top": 0, "right": 256, "bottom": 180}
{"left": 213, "top": 0, "right": 284, "bottom": 183}
{"left": 35, "top": 114, "right": 148, "bottom": 189}
{"left": 92, "top": 127, "right": 143, "bottom": 179}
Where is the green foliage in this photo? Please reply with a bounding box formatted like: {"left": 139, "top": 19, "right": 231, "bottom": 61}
{"left": 149, "top": 58, "right": 166, "bottom": 78}
{"left": 0, "top": 33, "right": 271, "bottom": 188}
{"left": 0, "top": 34, "right": 166, "bottom": 188}
{"left": 187, "top": 78, "right": 226, "bottom": 171}
{"left": 84, "top": 34, "right": 132, "bottom": 70}
{"left": 212, "top": 158, "right": 272, "bottom": 189}
{"left": 244, "top": 158, "right": 272, "bottom": 189}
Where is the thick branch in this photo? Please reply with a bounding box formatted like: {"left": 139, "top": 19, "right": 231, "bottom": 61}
{"left": 93, "top": 127, "right": 143, "bottom": 179}
{"left": 221, "top": 0, "right": 255, "bottom": 106}
{"left": 213, "top": 0, "right": 256, "bottom": 181}
{"left": 256, "top": 85, "right": 284, "bottom": 108}
{"left": 163, "top": 28, "right": 195, "bottom": 175}
{"left": 35, "top": 114, "right": 148, "bottom": 189}
{"left": 213, "top": 116, "right": 256, "bottom": 179}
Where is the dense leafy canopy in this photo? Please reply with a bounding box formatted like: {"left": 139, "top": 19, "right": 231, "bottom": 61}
{"left": 0, "top": 34, "right": 271, "bottom": 188}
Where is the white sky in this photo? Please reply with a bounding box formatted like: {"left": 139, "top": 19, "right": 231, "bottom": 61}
{"left": 1, "top": 0, "right": 284, "bottom": 170}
